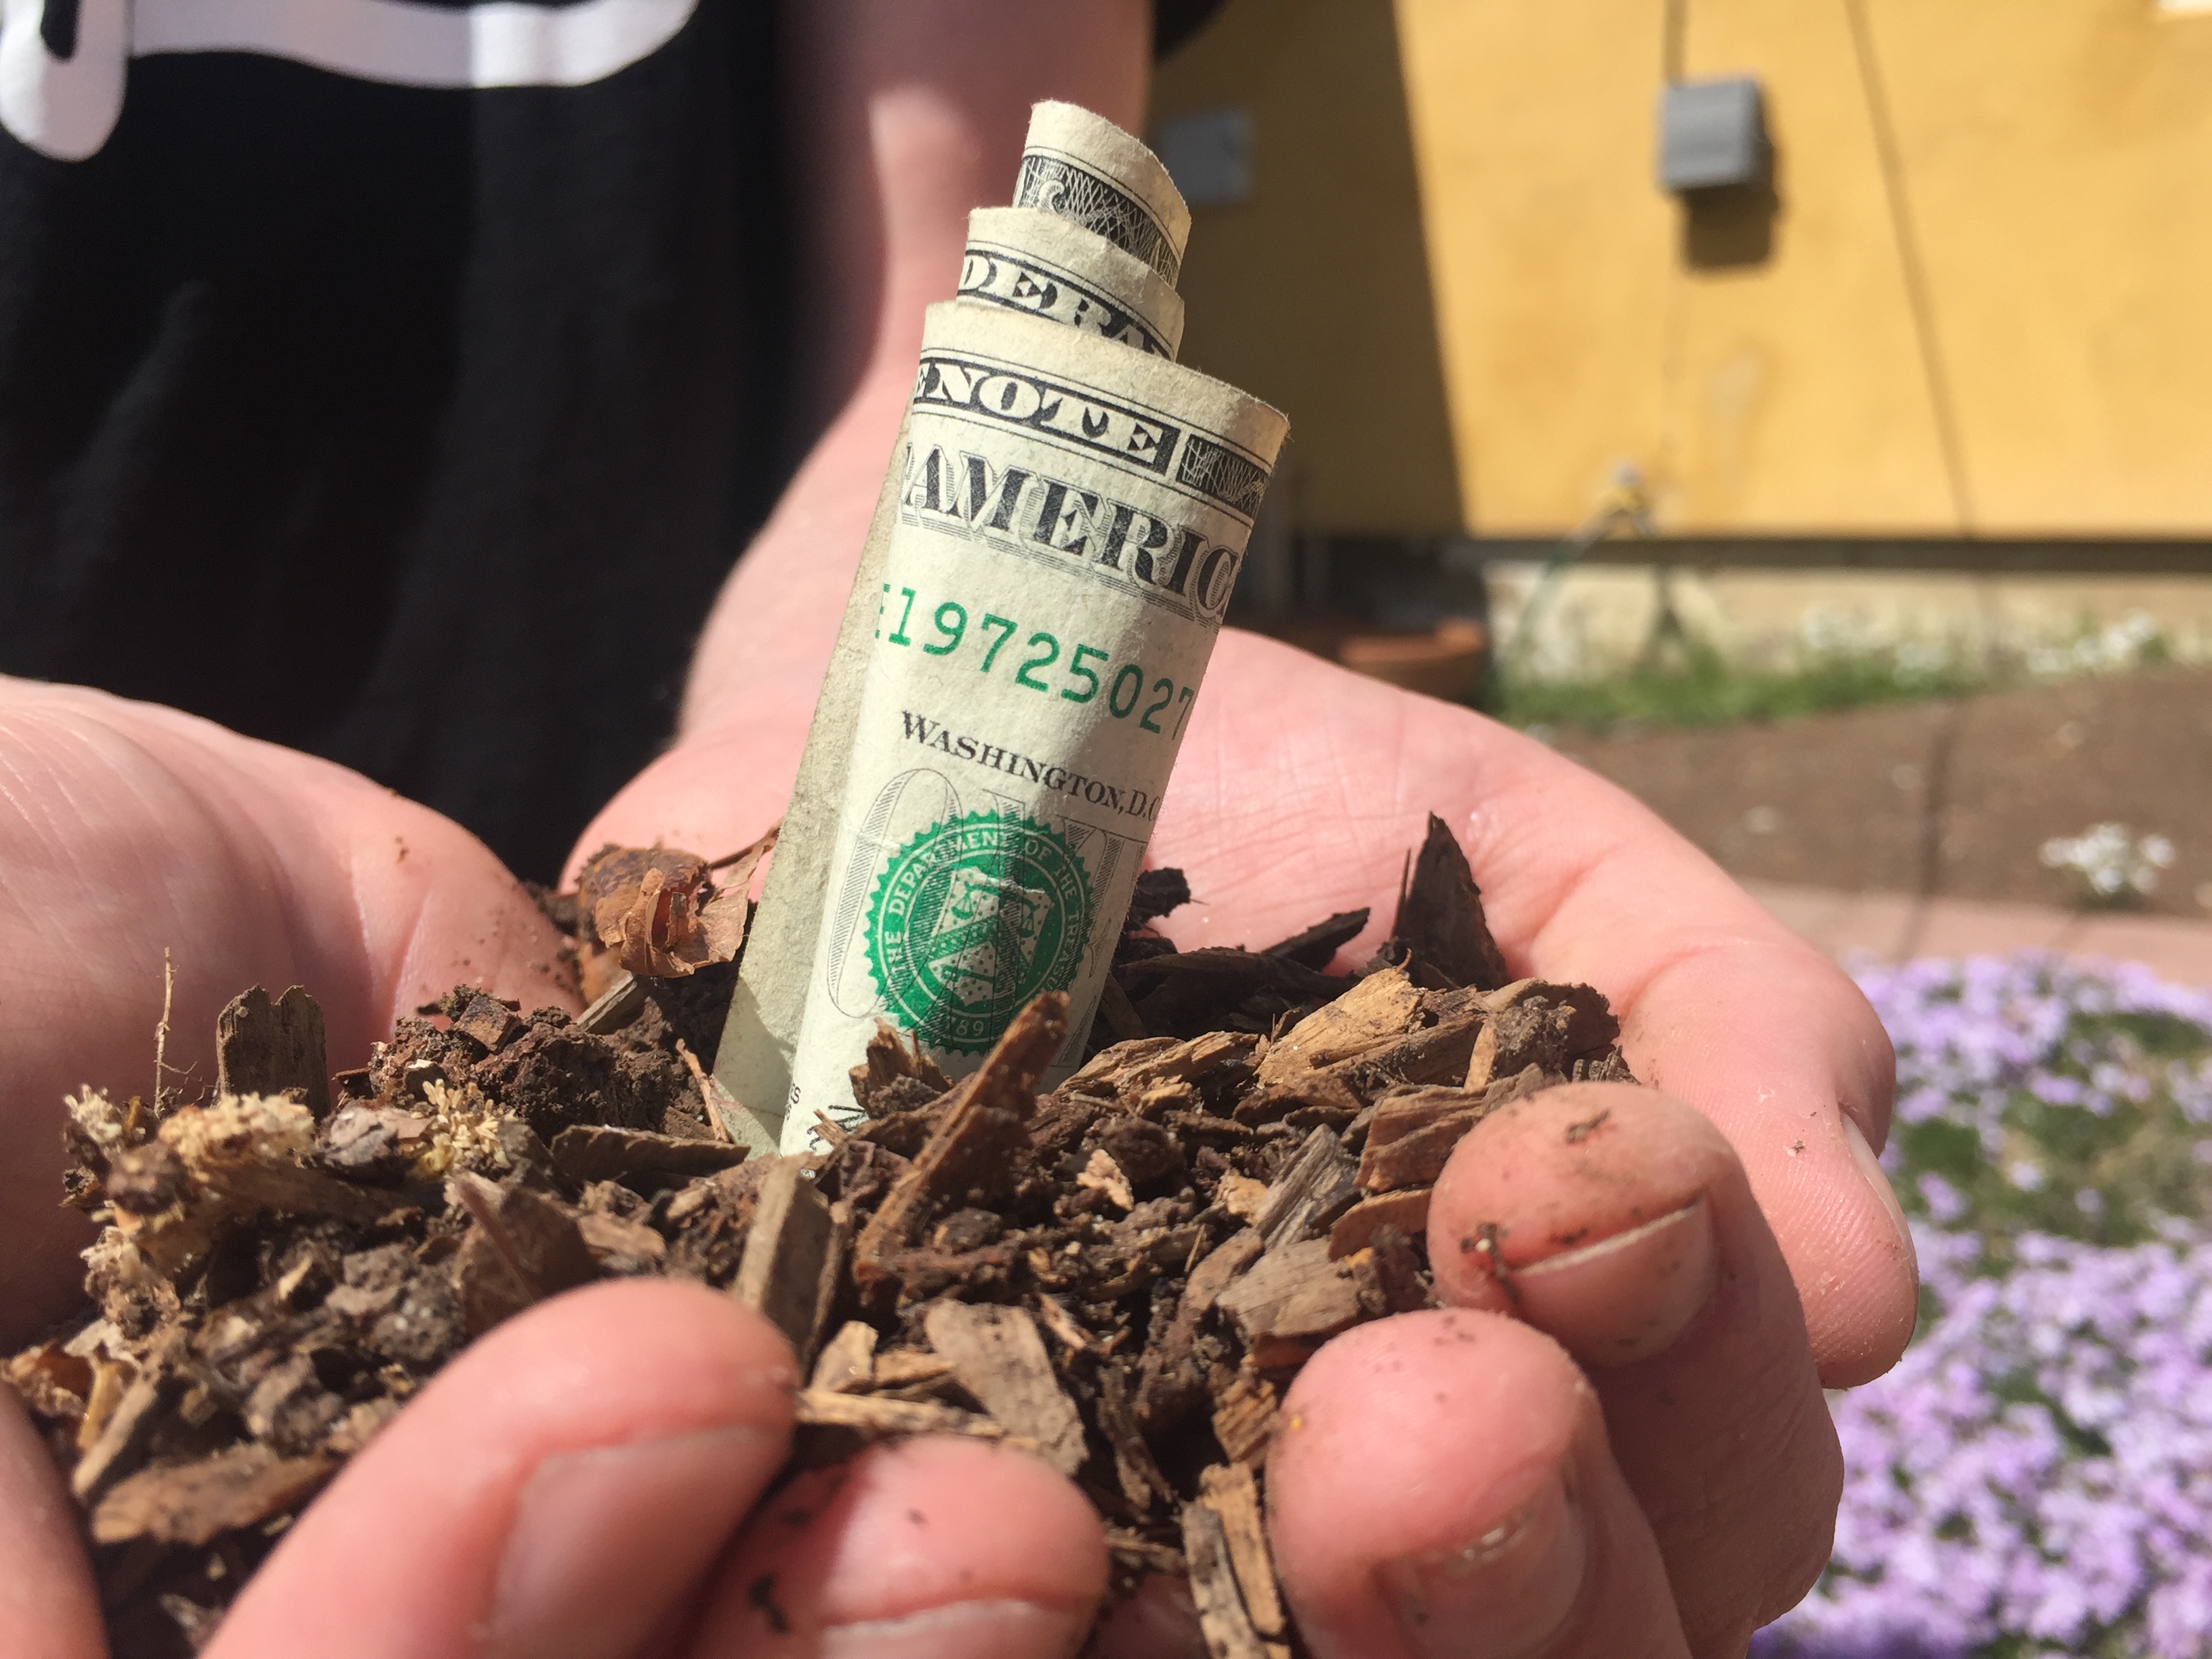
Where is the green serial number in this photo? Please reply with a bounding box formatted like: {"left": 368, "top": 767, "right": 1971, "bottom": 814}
{"left": 876, "top": 583, "right": 1195, "bottom": 739}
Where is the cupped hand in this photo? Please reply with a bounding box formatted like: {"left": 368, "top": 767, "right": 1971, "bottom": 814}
{"left": 5, "top": 1282, "right": 1107, "bottom": 1659}
{"left": 1164, "top": 632, "right": 1915, "bottom": 1658}
{"left": 0, "top": 678, "right": 575, "bottom": 1341}
{"left": 0, "top": 678, "right": 1107, "bottom": 1659}
{"left": 587, "top": 626, "right": 1919, "bottom": 1658}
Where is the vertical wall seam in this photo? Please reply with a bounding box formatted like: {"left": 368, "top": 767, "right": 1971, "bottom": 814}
{"left": 1843, "top": 0, "right": 1978, "bottom": 533}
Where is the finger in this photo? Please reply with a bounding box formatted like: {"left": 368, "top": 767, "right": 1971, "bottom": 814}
{"left": 564, "top": 717, "right": 794, "bottom": 888}
{"left": 1089, "top": 1575, "right": 1208, "bottom": 1659}
{"left": 0, "top": 1387, "right": 103, "bottom": 1659}
{"left": 1431, "top": 1082, "right": 1843, "bottom": 1655}
{"left": 208, "top": 1280, "right": 796, "bottom": 1659}
{"left": 689, "top": 1435, "right": 1107, "bottom": 1658}
{"left": 1153, "top": 631, "right": 1917, "bottom": 1382}
{"left": 1269, "top": 1310, "right": 1688, "bottom": 1659}
{"left": 1617, "top": 943, "right": 1913, "bottom": 1385}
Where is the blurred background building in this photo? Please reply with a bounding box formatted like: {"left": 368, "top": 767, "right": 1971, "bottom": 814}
{"left": 1151, "top": 21, "right": 2212, "bottom": 1649}
{"left": 1151, "top": 0, "right": 2212, "bottom": 684}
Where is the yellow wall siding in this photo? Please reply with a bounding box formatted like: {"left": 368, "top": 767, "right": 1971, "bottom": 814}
{"left": 1864, "top": 0, "right": 2212, "bottom": 531}
{"left": 1390, "top": 0, "right": 1674, "bottom": 532}
{"left": 1149, "top": 0, "right": 1464, "bottom": 534}
{"left": 1153, "top": 0, "right": 2212, "bottom": 538}
{"left": 1660, "top": 0, "right": 1960, "bottom": 531}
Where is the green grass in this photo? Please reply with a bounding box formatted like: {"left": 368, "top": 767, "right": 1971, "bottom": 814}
{"left": 1486, "top": 641, "right": 1996, "bottom": 733}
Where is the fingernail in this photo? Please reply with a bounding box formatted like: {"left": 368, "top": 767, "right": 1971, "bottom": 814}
{"left": 821, "top": 1599, "right": 1090, "bottom": 1659}
{"left": 1842, "top": 1115, "right": 1919, "bottom": 1269}
{"left": 487, "top": 1426, "right": 771, "bottom": 1659}
{"left": 1514, "top": 1195, "right": 1718, "bottom": 1366}
{"left": 1376, "top": 1467, "right": 1587, "bottom": 1659}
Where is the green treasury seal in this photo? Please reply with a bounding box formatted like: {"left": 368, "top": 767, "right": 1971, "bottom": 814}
{"left": 865, "top": 811, "right": 1094, "bottom": 1054}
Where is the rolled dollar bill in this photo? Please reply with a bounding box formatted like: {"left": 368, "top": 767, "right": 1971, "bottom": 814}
{"left": 718, "top": 104, "right": 1225, "bottom": 1151}
{"left": 960, "top": 207, "right": 1185, "bottom": 360}
{"left": 1014, "top": 100, "right": 1191, "bottom": 285}
{"left": 779, "top": 301, "right": 1285, "bottom": 1146}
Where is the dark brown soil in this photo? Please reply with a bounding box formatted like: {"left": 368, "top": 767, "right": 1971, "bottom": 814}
{"left": 1551, "top": 665, "right": 2212, "bottom": 917}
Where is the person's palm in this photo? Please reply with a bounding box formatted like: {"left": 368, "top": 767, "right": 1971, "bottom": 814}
{"left": 0, "top": 679, "right": 1108, "bottom": 1659}
{"left": 0, "top": 678, "right": 573, "bottom": 1339}
{"left": 588, "top": 626, "right": 1920, "bottom": 1657}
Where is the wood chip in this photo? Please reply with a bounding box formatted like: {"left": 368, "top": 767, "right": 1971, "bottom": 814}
{"left": 1115, "top": 1029, "right": 1262, "bottom": 1094}
{"left": 1475, "top": 981, "right": 1622, "bottom": 1084}
{"left": 792, "top": 1389, "right": 1015, "bottom": 1443}
{"left": 1093, "top": 975, "right": 1149, "bottom": 1044}
{"left": 1066, "top": 1036, "right": 1180, "bottom": 1095}
{"left": 11, "top": 824, "right": 1641, "bottom": 1655}
{"left": 1217, "top": 1239, "right": 1366, "bottom": 1369}
{"left": 733, "top": 1158, "right": 842, "bottom": 1366}
{"left": 124, "top": 1094, "right": 396, "bottom": 1275}
{"left": 1254, "top": 1126, "right": 1361, "bottom": 1252}
{"left": 1031, "top": 1294, "right": 1094, "bottom": 1355}
{"left": 1216, "top": 1173, "right": 1268, "bottom": 1224}
{"left": 1183, "top": 1499, "right": 1279, "bottom": 1659}
{"left": 1328, "top": 1005, "right": 1491, "bottom": 1103}
{"left": 808, "top": 1321, "right": 878, "bottom": 1393}
{"left": 1357, "top": 1109, "right": 1479, "bottom": 1193}
{"left": 1125, "top": 949, "right": 1348, "bottom": 1036}
{"left": 1392, "top": 813, "right": 1511, "bottom": 991}
{"left": 4, "top": 1343, "right": 91, "bottom": 1428}
{"left": 1364, "top": 1084, "right": 1486, "bottom": 1151}
{"left": 576, "top": 1210, "right": 668, "bottom": 1265}
{"left": 1210, "top": 1369, "right": 1280, "bottom": 1467}
{"left": 450, "top": 1173, "right": 598, "bottom": 1335}
{"left": 1199, "top": 1462, "right": 1286, "bottom": 1640}
{"left": 1261, "top": 907, "right": 1370, "bottom": 969}
{"left": 1100, "top": 1361, "right": 1176, "bottom": 1515}
{"left": 1358, "top": 1067, "right": 1554, "bottom": 1189}
{"left": 1328, "top": 1189, "right": 1435, "bottom": 1260}
{"left": 449, "top": 989, "right": 525, "bottom": 1052}
{"left": 1076, "top": 1147, "right": 1136, "bottom": 1210}
{"left": 216, "top": 985, "right": 330, "bottom": 1119}
{"left": 91, "top": 1444, "right": 333, "bottom": 1547}
{"left": 854, "top": 994, "right": 1066, "bottom": 1274}
{"left": 1104, "top": 1528, "right": 1188, "bottom": 1576}
{"left": 1254, "top": 966, "right": 1421, "bottom": 1085}
{"left": 1347, "top": 1227, "right": 1433, "bottom": 1315}
{"left": 870, "top": 1350, "right": 956, "bottom": 1389}
{"left": 70, "top": 1361, "right": 176, "bottom": 1502}
{"left": 922, "top": 1303, "right": 1088, "bottom": 1477}
{"left": 575, "top": 971, "right": 647, "bottom": 1035}
{"left": 848, "top": 1021, "right": 953, "bottom": 1115}
{"left": 548, "top": 1124, "right": 749, "bottom": 1185}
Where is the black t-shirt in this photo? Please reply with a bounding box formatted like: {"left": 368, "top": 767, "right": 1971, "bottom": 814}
{"left": 0, "top": 0, "right": 1220, "bottom": 881}
{"left": 0, "top": 0, "right": 785, "bottom": 880}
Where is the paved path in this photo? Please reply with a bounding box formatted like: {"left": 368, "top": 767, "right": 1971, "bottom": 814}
{"left": 1551, "top": 666, "right": 2212, "bottom": 925}
{"left": 1744, "top": 880, "right": 2212, "bottom": 988}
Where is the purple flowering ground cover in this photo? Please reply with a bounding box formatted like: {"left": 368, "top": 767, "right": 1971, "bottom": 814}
{"left": 1755, "top": 955, "right": 2212, "bottom": 1659}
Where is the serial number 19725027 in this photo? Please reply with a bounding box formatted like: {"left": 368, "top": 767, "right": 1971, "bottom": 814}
{"left": 876, "top": 583, "right": 1197, "bottom": 741}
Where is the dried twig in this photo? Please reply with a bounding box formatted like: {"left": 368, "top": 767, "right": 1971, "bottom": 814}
{"left": 674, "top": 1038, "right": 734, "bottom": 1143}
{"left": 154, "top": 947, "right": 174, "bottom": 1105}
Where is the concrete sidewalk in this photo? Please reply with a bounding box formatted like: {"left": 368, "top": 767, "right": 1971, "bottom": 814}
{"left": 1744, "top": 880, "right": 2212, "bottom": 988}
{"left": 1551, "top": 668, "right": 2212, "bottom": 933}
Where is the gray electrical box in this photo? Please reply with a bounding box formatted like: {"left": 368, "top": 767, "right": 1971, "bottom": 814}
{"left": 1155, "top": 107, "right": 1254, "bottom": 208}
{"left": 1658, "top": 77, "right": 1769, "bottom": 192}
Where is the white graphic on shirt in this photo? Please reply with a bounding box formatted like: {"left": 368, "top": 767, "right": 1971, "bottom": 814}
{"left": 0, "top": 0, "right": 699, "bottom": 161}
